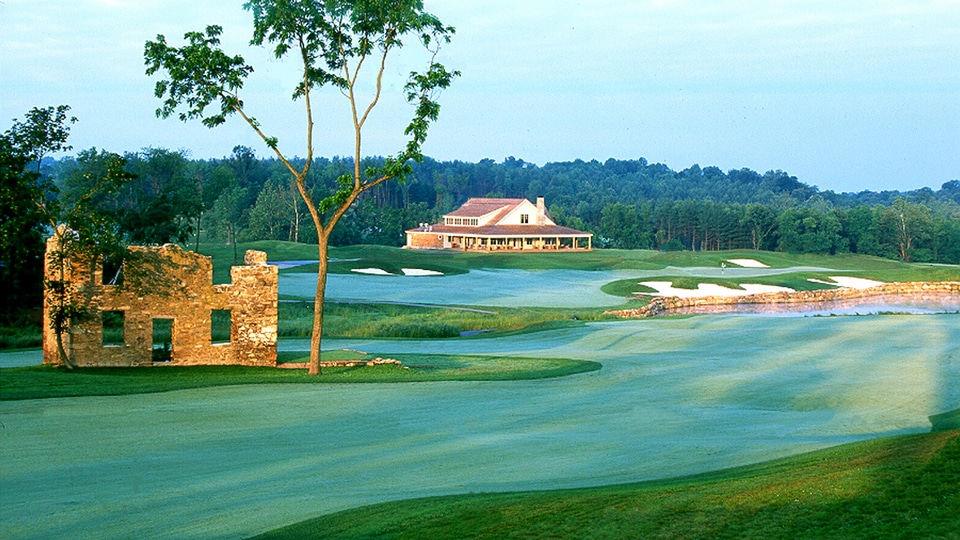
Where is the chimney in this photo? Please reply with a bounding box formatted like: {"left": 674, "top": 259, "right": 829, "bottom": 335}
{"left": 536, "top": 196, "right": 546, "bottom": 225}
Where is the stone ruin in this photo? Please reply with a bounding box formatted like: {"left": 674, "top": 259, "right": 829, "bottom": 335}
{"left": 43, "top": 237, "right": 278, "bottom": 368}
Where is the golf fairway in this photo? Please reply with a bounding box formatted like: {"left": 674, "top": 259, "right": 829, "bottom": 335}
{"left": 2, "top": 314, "right": 958, "bottom": 539}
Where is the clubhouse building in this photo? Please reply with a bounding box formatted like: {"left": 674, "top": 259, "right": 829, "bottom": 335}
{"left": 405, "top": 197, "right": 592, "bottom": 251}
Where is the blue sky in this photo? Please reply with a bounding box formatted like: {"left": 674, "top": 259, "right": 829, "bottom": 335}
{"left": 2, "top": 0, "right": 958, "bottom": 193}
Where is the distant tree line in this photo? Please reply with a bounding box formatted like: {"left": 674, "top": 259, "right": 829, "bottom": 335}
{"left": 6, "top": 139, "right": 959, "bottom": 326}
{"left": 37, "top": 151, "right": 960, "bottom": 265}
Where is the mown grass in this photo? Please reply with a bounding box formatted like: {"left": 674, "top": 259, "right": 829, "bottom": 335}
{"left": 0, "top": 355, "right": 600, "bottom": 400}
{"left": 6, "top": 244, "right": 957, "bottom": 349}
{"left": 251, "top": 428, "right": 960, "bottom": 540}
{"left": 281, "top": 301, "right": 612, "bottom": 339}
{"left": 931, "top": 409, "right": 960, "bottom": 431}
{"left": 0, "top": 326, "right": 41, "bottom": 350}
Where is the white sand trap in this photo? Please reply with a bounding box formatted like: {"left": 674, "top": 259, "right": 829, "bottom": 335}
{"left": 809, "top": 276, "right": 884, "bottom": 289}
{"left": 726, "top": 258, "right": 769, "bottom": 268}
{"left": 351, "top": 268, "right": 393, "bottom": 276}
{"left": 401, "top": 268, "right": 444, "bottom": 276}
{"left": 640, "top": 281, "right": 794, "bottom": 298}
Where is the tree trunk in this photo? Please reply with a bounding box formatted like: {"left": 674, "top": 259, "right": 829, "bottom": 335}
{"left": 54, "top": 326, "right": 75, "bottom": 370}
{"left": 195, "top": 213, "right": 202, "bottom": 252}
{"left": 293, "top": 203, "right": 301, "bottom": 243}
{"left": 231, "top": 223, "right": 239, "bottom": 263}
{"left": 897, "top": 207, "right": 912, "bottom": 262}
{"left": 308, "top": 237, "right": 329, "bottom": 375}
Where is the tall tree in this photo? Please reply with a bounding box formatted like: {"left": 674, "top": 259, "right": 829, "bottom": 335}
{"left": 599, "top": 202, "right": 642, "bottom": 249}
{"left": 1, "top": 106, "right": 76, "bottom": 323}
{"left": 121, "top": 148, "right": 202, "bottom": 245}
{"left": 5, "top": 105, "right": 77, "bottom": 174}
{"left": 741, "top": 203, "right": 777, "bottom": 250}
{"left": 40, "top": 153, "right": 136, "bottom": 368}
{"left": 247, "top": 179, "right": 289, "bottom": 240}
{"left": 888, "top": 196, "right": 933, "bottom": 262}
{"left": 0, "top": 133, "right": 45, "bottom": 322}
{"left": 145, "top": 0, "right": 457, "bottom": 374}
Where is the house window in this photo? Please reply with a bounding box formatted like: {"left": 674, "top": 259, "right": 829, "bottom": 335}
{"left": 520, "top": 214, "right": 530, "bottom": 224}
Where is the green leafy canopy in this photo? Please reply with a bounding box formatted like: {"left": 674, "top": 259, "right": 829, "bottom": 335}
{"left": 143, "top": 0, "right": 457, "bottom": 375}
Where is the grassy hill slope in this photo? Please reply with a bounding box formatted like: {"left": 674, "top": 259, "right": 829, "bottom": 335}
{"left": 252, "top": 428, "right": 960, "bottom": 539}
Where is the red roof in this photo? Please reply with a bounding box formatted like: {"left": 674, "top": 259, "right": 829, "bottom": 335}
{"left": 444, "top": 198, "right": 525, "bottom": 218}
{"left": 408, "top": 223, "right": 591, "bottom": 237}
{"left": 407, "top": 197, "right": 591, "bottom": 239}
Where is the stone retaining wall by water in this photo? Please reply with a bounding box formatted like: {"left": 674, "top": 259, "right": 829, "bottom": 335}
{"left": 606, "top": 281, "right": 960, "bottom": 318}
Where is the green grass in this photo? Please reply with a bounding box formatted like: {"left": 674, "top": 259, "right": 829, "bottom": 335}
{"left": 5, "top": 246, "right": 957, "bottom": 349}
{"left": 0, "top": 355, "right": 600, "bottom": 400}
{"left": 931, "top": 409, "right": 960, "bottom": 431}
{"left": 0, "top": 326, "right": 41, "bottom": 349}
{"left": 281, "top": 301, "right": 613, "bottom": 339}
{"left": 250, "top": 428, "right": 960, "bottom": 540}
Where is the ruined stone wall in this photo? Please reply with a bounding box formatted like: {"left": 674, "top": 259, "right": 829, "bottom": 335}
{"left": 607, "top": 281, "right": 960, "bottom": 318}
{"left": 43, "top": 239, "right": 278, "bottom": 367}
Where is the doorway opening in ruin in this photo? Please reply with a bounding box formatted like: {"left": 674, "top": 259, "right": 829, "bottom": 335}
{"left": 102, "top": 311, "right": 125, "bottom": 347}
{"left": 152, "top": 318, "right": 173, "bottom": 363}
{"left": 211, "top": 310, "right": 232, "bottom": 344}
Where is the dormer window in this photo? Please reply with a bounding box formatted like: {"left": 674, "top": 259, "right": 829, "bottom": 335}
{"left": 520, "top": 214, "right": 530, "bottom": 224}
{"left": 444, "top": 217, "right": 478, "bottom": 226}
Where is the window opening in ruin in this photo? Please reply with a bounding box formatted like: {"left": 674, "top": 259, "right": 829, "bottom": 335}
{"left": 101, "top": 256, "right": 124, "bottom": 286}
{"left": 211, "top": 309, "right": 232, "bottom": 344}
{"left": 102, "top": 311, "right": 125, "bottom": 347}
{"left": 152, "top": 318, "right": 173, "bottom": 363}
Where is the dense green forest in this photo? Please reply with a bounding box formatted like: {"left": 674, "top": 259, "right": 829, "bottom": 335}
{"left": 39, "top": 147, "right": 960, "bottom": 262}
{"left": 4, "top": 142, "right": 960, "bottom": 326}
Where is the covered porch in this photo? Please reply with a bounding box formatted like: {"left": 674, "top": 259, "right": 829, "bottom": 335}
{"left": 445, "top": 233, "right": 592, "bottom": 251}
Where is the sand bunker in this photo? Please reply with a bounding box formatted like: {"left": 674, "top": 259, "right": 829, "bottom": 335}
{"left": 641, "top": 275, "right": 885, "bottom": 299}
{"left": 809, "top": 276, "right": 884, "bottom": 289}
{"left": 401, "top": 268, "right": 444, "bottom": 276}
{"left": 726, "top": 259, "right": 770, "bottom": 268}
{"left": 350, "top": 268, "right": 445, "bottom": 277}
{"left": 640, "top": 281, "right": 794, "bottom": 298}
{"left": 352, "top": 268, "right": 393, "bottom": 275}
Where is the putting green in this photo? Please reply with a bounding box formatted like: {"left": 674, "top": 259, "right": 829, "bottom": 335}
{"left": 1, "top": 314, "right": 957, "bottom": 539}
{"left": 281, "top": 265, "right": 840, "bottom": 307}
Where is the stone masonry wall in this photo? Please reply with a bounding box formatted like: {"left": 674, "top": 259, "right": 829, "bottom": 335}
{"left": 43, "top": 239, "right": 278, "bottom": 367}
{"left": 606, "top": 281, "right": 960, "bottom": 318}
{"left": 406, "top": 231, "right": 444, "bottom": 249}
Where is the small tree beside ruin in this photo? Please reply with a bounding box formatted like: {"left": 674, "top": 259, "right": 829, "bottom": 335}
{"left": 145, "top": 0, "right": 457, "bottom": 375}
{"left": 40, "top": 156, "right": 135, "bottom": 369}
{"left": 4, "top": 106, "right": 136, "bottom": 368}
